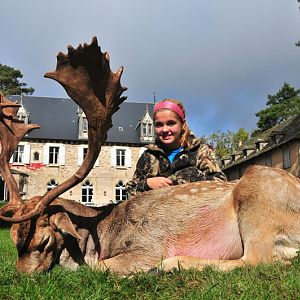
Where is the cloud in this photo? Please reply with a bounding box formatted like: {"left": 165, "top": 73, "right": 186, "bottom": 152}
{"left": 1, "top": 0, "right": 299, "bottom": 137}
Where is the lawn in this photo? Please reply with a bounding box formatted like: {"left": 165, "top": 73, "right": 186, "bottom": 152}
{"left": 1, "top": 228, "right": 300, "bottom": 299}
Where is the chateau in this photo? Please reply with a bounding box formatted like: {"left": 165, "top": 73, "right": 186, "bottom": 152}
{"left": 2, "top": 95, "right": 155, "bottom": 206}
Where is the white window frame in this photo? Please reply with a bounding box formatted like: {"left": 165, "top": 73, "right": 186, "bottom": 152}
{"left": 13, "top": 145, "right": 24, "bottom": 163}
{"left": 111, "top": 146, "right": 131, "bottom": 168}
{"left": 47, "top": 179, "right": 58, "bottom": 192}
{"left": 43, "top": 143, "right": 66, "bottom": 166}
{"left": 116, "top": 149, "right": 126, "bottom": 167}
{"left": 82, "top": 180, "right": 94, "bottom": 204}
{"left": 49, "top": 146, "right": 59, "bottom": 164}
{"left": 10, "top": 143, "right": 30, "bottom": 164}
{"left": 142, "top": 123, "right": 147, "bottom": 136}
{"left": 78, "top": 145, "right": 99, "bottom": 166}
{"left": 115, "top": 180, "right": 127, "bottom": 202}
{"left": 141, "top": 123, "right": 153, "bottom": 137}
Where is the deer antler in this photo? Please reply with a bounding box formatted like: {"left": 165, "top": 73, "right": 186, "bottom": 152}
{"left": 0, "top": 37, "right": 127, "bottom": 223}
{"left": 0, "top": 93, "right": 40, "bottom": 216}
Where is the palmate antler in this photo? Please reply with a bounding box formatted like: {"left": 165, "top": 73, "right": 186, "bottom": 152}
{"left": 0, "top": 94, "right": 40, "bottom": 214}
{"left": 0, "top": 37, "right": 127, "bottom": 223}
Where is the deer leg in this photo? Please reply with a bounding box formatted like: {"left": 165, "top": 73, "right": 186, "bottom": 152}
{"left": 157, "top": 244, "right": 271, "bottom": 273}
{"left": 158, "top": 256, "right": 247, "bottom": 272}
{"left": 96, "top": 252, "right": 157, "bottom": 275}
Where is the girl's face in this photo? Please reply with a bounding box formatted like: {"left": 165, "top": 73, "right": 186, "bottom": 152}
{"left": 154, "top": 110, "right": 183, "bottom": 150}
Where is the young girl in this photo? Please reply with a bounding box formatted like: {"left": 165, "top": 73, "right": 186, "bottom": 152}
{"left": 126, "top": 99, "right": 226, "bottom": 197}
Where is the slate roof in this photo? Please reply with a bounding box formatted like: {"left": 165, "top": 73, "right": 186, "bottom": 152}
{"left": 7, "top": 95, "right": 154, "bottom": 144}
{"left": 222, "top": 115, "right": 300, "bottom": 170}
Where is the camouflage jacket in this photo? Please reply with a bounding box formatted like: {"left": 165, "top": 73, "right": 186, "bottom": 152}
{"left": 126, "top": 134, "right": 226, "bottom": 197}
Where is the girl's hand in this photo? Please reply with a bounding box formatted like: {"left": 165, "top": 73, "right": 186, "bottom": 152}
{"left": 146, "top": 177, "right": 173, "bottom": 190}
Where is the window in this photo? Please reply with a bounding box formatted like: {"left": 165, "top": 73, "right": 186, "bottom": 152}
{"left": 116, "top": 149, "right": 126, "bottom": 167}
{"left": 49, "top": 146, "right": 59, "bottom": 164}
{"left": 33, "top": 151, "right": 40, "bottom": 161}
{"left": 17, "top": 113, "right": 26, "bottom": 122}
{"left": 111, "top": 147, "right": 131, "bottom": 168}
{"left": 115, "top": 181, "right": 127, "bottom": 202}
{"left": 10, "top": 144, "right": 30, "bottom": 164}
{"left": 82, "top": 117, "right": 88, "bottom": 132}
{"left": 142, "top": 123, "right": 147, "bottom": 135}
{"left": 282, "top": 146, "right": 291, "bottom": 169}
{"left": 82, "top": 180, "right": 93, "bottom": 203}
{"left": 13, "top": 145, "right": 24, "bottom": 163}
{"left": 148, "top": 123, "right": 152, "bottom": 136}
{"left": 0, "top": 177, "right": 8, "bottom": 202}
{"left": 47, "top": 179, "right": 58, "bottom": 192}
{"left": 43, "top": 144, "right": 65, "bottom": 165}
{"left": 265, "top": 155, "right": 272, "bottom": 167}
{"left": 141, "top": 123, "right": 153, "bottom": 137}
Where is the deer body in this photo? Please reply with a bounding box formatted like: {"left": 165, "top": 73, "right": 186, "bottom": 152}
{"left": 10, "top": 164, "right": 300, "bottom": 274}
{"left": 2, "top": 38, "right": 300, "bottom": 275}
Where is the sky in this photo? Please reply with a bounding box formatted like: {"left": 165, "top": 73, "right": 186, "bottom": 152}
{"left": 1, "top": 0, "right": 300, "bottom": 137}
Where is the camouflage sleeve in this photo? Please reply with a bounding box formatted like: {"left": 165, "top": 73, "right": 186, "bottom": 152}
{"left": 169, "top": 144, "right": 226, "bottom": 184}
{"left": 196, "top": 144, "right": 227, "bottom": 181}
{"left": 126, "top": 152, "right": 152, "bottom": 198}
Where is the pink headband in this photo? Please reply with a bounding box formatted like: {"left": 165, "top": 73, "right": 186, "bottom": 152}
{"left": 154, "top": 101, "right": 185, "bottom": 121}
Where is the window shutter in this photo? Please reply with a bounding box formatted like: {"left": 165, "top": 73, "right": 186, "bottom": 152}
{"left": 59, "top": 145, "right": 66, "bottom": 165}
{"left": 138, "top": 147, "right": 146, "bottom": 158}
{"left": 78, "top": 145, "right": 84, "bottom": 166}
{"left": 43, "top": 145, "right": 49, "bottom": 164}
{"left": 9, "top": 154, "right": 13, "bottom": 163}
{"left": 125, "top": 148, "right": 131, "bottom": 168}
{"left": 111, "top": 147, "right": 116, "bottom": 167}
{"left": 23, "top": 144, "right": 30, "bottom": 164}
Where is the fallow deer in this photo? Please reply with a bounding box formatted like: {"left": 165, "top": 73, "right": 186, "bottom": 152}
{"left": 1, "top": 38, "right": 300, "bottom": 275}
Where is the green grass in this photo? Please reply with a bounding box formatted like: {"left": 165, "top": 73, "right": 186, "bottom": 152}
{"left": 1, "top": 228, "right": 300, "bottom": 299}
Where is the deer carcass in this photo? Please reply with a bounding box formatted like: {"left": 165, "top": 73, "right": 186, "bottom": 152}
{"left": 1, "top": 38, "right": 300, "bottom": 275}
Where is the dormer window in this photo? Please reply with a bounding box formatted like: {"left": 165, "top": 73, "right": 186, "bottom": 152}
{"left": 138, "top": 105, "right": 154, "bottom": 143}
{"left": 82, "top": 117, "right": 88, "bottom": 132}
{"left": 17, "top": 113, "right": 26, "bottom": 122}
{"left": 16, "top": 101, "right": 29, "bottom": 124}
{"left": 271, "top": 132, "right": 284, "bottom": 144}
{"left": 77, "top": 107, "right": 88, "bottom": 139}
{"left": 142, "top": 123, "right": 152, "bottom": 136}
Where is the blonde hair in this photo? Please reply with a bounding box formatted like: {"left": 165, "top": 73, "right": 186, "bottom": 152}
{"left": 153, "top": 98, "right": 192, "bottom": 148}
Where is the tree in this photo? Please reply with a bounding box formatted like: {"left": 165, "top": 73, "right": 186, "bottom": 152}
{"left": 208, "top": 128, "right": 249, "bottom": 161}
{"left": 255, "top": 83, "right": 300, "bottom": 132}
{"left": 0, "top": 64, "right": 34, "bottom": 96}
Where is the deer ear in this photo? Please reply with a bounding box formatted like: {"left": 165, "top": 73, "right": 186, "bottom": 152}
{"left": 50, "top": 212, "right": 82, "bottom": 240}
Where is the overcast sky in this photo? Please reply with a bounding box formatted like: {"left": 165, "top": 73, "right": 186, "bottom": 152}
{"left": 1, "top": 0, "right": 300, "bottom": 137}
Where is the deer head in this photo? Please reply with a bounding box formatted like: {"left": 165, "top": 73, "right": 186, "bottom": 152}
{"left": 0, "top": 37, "right": 127, "bottom": 271}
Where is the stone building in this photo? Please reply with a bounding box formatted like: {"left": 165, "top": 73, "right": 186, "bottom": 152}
{"left": 221, "top": 115, "right": 300, "bottom": 180}
{"left": 1, "top": 95, "right": 155, "bottom": 206}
